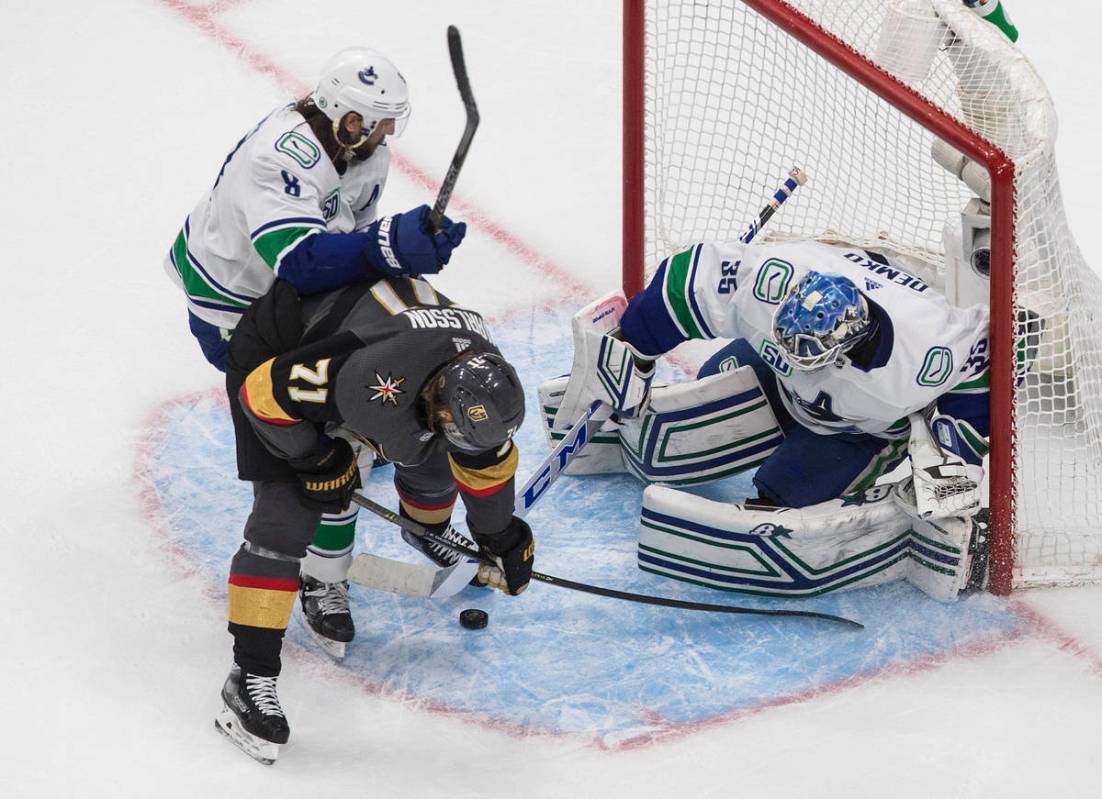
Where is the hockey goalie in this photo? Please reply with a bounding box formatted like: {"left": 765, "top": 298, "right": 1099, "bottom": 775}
{"left": 544, "top": 235, "right": 992, "bottom": 602}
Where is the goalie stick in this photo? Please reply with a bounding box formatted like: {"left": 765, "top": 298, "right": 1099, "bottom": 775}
{"left": 347, "top": 492, "right": 863, "bottom": 628}
{"left": 740, "top": 167, "right": 808, "bottom": 244}
{"left": 347, "top": 169, "right": 810, "bottom": 600}
{"left": 427, "top": 25, "right": 479, "bottom": 234}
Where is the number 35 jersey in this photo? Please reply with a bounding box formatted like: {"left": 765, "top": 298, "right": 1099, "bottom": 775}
{"left": 620, "top": 239, "right": 990, "bottom": 438}
{"left": 165, "top": 104, "right": 391, "bottom": 330}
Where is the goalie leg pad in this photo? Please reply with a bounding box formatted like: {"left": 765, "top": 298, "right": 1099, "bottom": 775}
{"left": 639, "top": 483, "right": 971, "bottom": 601}
{"left": 619, "top": 366, "right": 783, "bottom": 484}
{"left": 753, "top": 425, "right": 910, "bottom": 507}
{"left": 539, "top": 376, "right": 625, "bottom": 475}
{"left": 904, "top": 515, "right": 974, "bottom": 601}
{"left": 302, "top": 515, "right": 356, "bottom": 583}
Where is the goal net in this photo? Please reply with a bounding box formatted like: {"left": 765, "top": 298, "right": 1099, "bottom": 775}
{"left": 622, "top": 0, "right": 1102, "bottom": 592}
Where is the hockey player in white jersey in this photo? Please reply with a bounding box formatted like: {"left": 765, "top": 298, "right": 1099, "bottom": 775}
{"left": 546, "top": 238, "right": 991, "bottom": 602}
{"left": 164, "top": 47, "right": 468, "bottom": 658}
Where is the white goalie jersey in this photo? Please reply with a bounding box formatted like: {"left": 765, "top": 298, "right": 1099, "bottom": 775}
{"left": 638, "top": 239, "right": 990, "bottom": 438}
{"left": 164, "top": 103, "right": 391, "bottom": 330}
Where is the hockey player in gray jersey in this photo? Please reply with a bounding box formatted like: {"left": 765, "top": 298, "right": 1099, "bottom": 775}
{"left": 215, "top": 275, "right": 532, "bottom": 764}
{"left": 164, "top": 46, "right": 469, "bottom": 656}
{"left": 213, "top": 272, "right": 528, "bottom": 762}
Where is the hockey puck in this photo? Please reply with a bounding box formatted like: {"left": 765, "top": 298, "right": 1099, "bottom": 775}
{"left": 459, "top": 608, "right": 489, "bottom": 630}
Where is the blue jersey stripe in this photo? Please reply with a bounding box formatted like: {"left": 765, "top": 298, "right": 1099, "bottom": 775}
{"left": 685, "top": 244, "right": 715, "bottom": 339}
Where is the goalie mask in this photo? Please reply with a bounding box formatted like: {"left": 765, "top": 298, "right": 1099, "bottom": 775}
{"left": 426, "top": 352, "right": 525, "bottom": 452}
{"left": 773, "top": 271, "right": 872, "bottom": 370}
{"left": 313, "top": 47, "right": 412, "bottom": 141}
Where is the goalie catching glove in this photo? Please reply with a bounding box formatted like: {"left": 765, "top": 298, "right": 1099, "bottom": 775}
{"left": 287, "top": 435, "right": 362, "bottom": 514}
{"left": 473, "top": 517, "right": 535, "bottom": 595}
{"left": 892, "top": 412, "right": 984, "bottom": 520}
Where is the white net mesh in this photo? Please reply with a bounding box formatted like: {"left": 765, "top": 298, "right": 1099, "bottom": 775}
{"left": 638, "top": 0, "right": 1102, "bottom": 587}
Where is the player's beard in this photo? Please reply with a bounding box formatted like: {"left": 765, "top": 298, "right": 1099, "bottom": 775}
{"left": 334, "top": 121, "right": 375, "bottom": 161}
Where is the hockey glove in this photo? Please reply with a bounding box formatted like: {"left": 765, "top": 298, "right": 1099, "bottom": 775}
{"left": 892, "top": 413, "right": 983, "bottom": 520}
{"left": 362, "top": 204, "right": 467, "bottom": 276}
{"left": 473, "top": 517, "right": 535, "bottom": 595}
{"left": 287, "top": 435, "right": 362, "bottom": 514}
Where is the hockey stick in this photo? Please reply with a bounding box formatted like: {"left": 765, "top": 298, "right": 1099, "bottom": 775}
{"left": 740, "top": 167, "right": 807, "bottom": 244}
{"left": 347, "top": 169, "right": 810, "bottom": 600}
{"left": 347, "top": 492, "right": 863, "bottom": 628}
{"left": 427, "top": 25, "right": 479, "bottom": 234}
{"left": 346, "top": 401, "right": 604, "bottom": 600}
{"left": 516, "top": 399, "right": 604, "bottom": 517}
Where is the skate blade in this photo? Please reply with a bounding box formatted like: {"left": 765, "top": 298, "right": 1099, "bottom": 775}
{"left": 215, "top": 706, "right": 280, "bottom": 765}
{"left": 298, "top": 613, "right": 348, "bottom": 660}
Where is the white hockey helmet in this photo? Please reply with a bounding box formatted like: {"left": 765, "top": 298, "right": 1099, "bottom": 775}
{"left": 312, "top": 47, "right": 411, "bottom": 137}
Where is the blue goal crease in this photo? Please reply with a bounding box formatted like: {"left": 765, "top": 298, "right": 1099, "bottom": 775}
{"left": 146, "top": 304, "right": 1023, "bottom": 744}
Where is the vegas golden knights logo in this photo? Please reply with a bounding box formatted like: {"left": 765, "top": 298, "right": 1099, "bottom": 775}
{"left": 467, "top": 404, "right": 489, "bottom": 422}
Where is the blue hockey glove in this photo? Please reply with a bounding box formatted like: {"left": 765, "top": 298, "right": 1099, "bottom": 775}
{"left": 362, "top": 204, "right": 467, "bottom": 276}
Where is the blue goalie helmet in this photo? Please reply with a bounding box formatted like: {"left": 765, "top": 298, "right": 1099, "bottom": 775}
{"left": 772, "top": 271, "right": 872, "bottom": 370}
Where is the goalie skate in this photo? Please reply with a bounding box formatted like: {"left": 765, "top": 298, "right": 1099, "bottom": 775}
{"left": 215, "top": 666, "right": 289, "bottom": 765}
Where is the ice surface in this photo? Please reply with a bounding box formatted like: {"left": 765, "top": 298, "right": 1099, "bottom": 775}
{"left": 3, "top": 1, "right": 1102, "bottom": 797}
{"left": 145, "top": 309, "right": 1025, "bottom": 748}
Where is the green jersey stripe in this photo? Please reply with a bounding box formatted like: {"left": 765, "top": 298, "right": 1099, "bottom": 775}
{"left": 952, "top": 371, "right": 990, "bottom": 391}
{"left": 663, "top": 248, "right": 704, "bottom": 339}
{"left": 958, "top": 421, "right": 990, "bottom": 459}
{"left": 172, "top": 232, "right": 250, "bottom": 309}
{"left": 254, "top": 225, "right": 321, "bottom": 269}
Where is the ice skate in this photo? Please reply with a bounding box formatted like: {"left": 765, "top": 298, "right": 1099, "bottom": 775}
{"left": 402, "top": 524, "right": 477, "bottom": 568}
{"left": 215, "top": 666, "right": 289, "bottom": 765}
{"left": 298, "top": 576, "right": 354, "bottom": 659}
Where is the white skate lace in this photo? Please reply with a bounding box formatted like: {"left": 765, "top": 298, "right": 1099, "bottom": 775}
{"left": 244, "top": 674, "right": 285, "bottom": 718}
{"left": 428, "top": 526, "right": 475, "bottom": 565}
{"left": 305, "top": 580, "right": 350, "bottom": 615}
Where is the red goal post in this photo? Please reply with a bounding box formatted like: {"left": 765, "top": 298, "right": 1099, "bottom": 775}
{"left": 622, "top": 0, "right": 1102, "bottom": 594}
